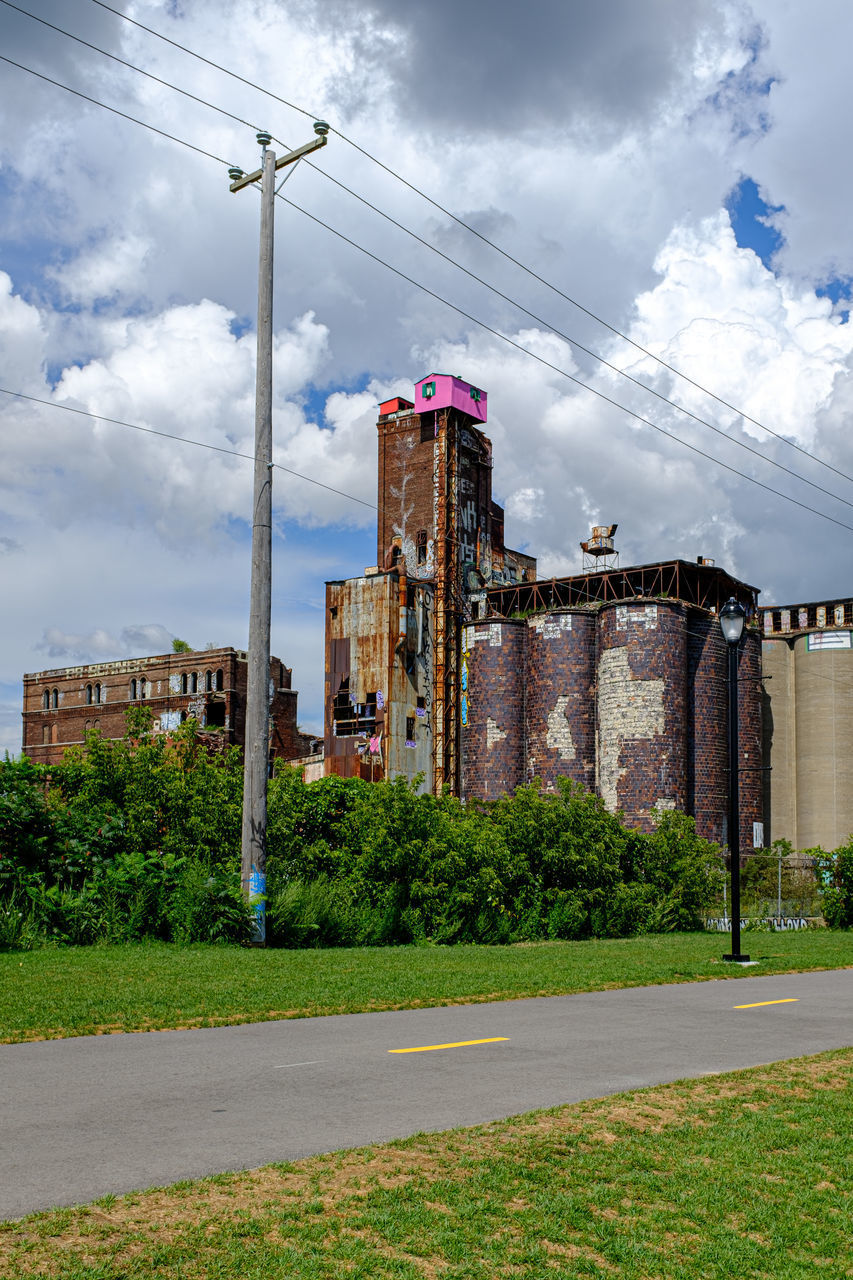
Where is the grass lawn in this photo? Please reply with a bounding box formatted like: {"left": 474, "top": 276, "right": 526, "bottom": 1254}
{"left": 1, "top": 930, "right": 851, "bottom": 1043}
{"left": 2, "top": 1047, "right": 850, "bottom": 1277}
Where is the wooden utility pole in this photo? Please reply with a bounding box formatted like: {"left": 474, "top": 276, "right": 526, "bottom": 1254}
{"left": 229, "top": 124, "right": 329, "bottom": 942}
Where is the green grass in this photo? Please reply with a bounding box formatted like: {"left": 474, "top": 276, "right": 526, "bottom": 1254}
{"left": 1, "top": 930, "right": 851, "bottom": 1043}
{"left": 2, "top": 1048, "right": 851, "bottom": 1277}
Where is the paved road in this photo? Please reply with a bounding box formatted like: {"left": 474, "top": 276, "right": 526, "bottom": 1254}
{"left": 1, "top": 968, "right": 851, "bottom": 1220}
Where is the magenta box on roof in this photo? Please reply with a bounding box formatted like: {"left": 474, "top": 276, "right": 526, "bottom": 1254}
{"left": 414, "top": 373, "right": 488, "bottom": 422}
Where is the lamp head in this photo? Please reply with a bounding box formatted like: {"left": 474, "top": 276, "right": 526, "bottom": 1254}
{"left": 719, "top": 597, "right": 746, "bottom": 645}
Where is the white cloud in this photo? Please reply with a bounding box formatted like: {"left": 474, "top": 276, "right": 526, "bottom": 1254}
{"left": 3, "top": 0, "right": 853, "bottom": 760}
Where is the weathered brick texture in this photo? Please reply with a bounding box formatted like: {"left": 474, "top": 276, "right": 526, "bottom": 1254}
{"left": 596, "top": 601, "right": 687, "bottom": 830}
{"left": 524, "top": 609, "right": 596, "bottom": 792}
{"left": 686, "top": 610, "right": 728, "bottom": 845}
{"left": 22, "top": 649, "right": 311, "bottom": 766}
{"left": 461, "top": 620, "right": 525, "bottom": 799}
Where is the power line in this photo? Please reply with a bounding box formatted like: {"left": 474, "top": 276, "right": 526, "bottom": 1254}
{"left": 14, "top": 0, "right": 853, "bottom": 511}
{"left": 274, "top": 190, "right": 853, "bottom": 537}
{"left": 0, "top": 0, "right": 261, "bottom": 139}
{"left": 84, "top": 0, "right": 853, "bottom": 491}
{"left": 2, "top": 50, "right": 851, "bottom": 534}
{"left": 11, "top": 0, "right": 853, "bottom": 512}
{"left": 0, "top": 52, "right": 226, "bottom": 164}
{"left": 0, "top": 386, "right": 377, "bottom": 510}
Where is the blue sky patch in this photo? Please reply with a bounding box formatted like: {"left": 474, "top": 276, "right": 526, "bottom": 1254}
{"left": 725, "top": 176, "right": 784, "bottom": 269}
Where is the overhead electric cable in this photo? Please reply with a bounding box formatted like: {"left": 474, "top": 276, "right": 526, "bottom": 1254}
{"left": 275, "top": 190, "right": 853, "bottom": 537}
{"left": 83, "top": 0, "right": 853, "bottom": 489}
{"left": 2, "top": 50, "right": 851, "bottom": 534}
{"left": 0, "top": 0, "right": 262, "bottom": 138}
{"left": 0, "top": 53, "right": 225, "bottom": 163}
{"left": 0, "top": 387, "right": 377, "bottom": 509}
{"left": 4, "top": 3, "right": 850, "bottom": 512}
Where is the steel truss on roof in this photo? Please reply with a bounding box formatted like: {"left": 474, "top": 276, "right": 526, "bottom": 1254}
{"left": 486, "top": 560, "right": 759, "bottom": 620}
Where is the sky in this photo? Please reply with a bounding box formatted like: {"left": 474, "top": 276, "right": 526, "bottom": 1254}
{"left": 3, "top": 0, "right": 853, "bottom": 757}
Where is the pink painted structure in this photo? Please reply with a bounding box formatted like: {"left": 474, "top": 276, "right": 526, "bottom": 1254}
{"left": 414, "top": 373, "right": 488, "bottom": 423}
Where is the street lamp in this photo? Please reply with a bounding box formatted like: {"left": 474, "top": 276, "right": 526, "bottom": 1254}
{"left": 720, "top": 597, "right": 749, "bottom": 963}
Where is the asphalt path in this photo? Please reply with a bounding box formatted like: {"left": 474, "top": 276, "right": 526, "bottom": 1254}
{"left": 1, "top": 967, "right": 851, "bottom": 1220}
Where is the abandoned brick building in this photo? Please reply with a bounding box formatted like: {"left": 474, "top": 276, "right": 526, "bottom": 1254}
{"left": 22, "top": 647, "right": 314, "bottom": 767}
{"left": 324, "top": 373, "right": 764, "bottom": 850}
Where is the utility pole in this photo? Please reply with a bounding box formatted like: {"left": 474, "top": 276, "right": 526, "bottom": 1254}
{"left": 229, "top": 123, "right": 329, "bottom": 942}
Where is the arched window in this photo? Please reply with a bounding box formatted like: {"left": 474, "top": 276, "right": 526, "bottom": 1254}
{"left": 180, "top": 673, "right": 188, "bottom": 694}
{"left": 130, "top": 678, "right": 137, "bottom": 701}
{"left": 191, "top": 672, "right": 198, "bottom": 694}
{"left": 215, "top": 668, "right": 224, "bottom": 691}
{"left": 180, "top": 710, "right": 187, "bottom": 723}
{"left": 51, "top": 689, "right": 58, "bottom": 709}
{"left": 86, "top": 684, "right": 93, "bottom": 705}
{"left": 42, "top": 690, "right": 50, "bottom": 710}
{"left": 140, "top": 677, "right": 147, "bottom": 699}
{"left": 205, "top": 670, "right": 212, "bottom": 692}
{"left": 51, "top": 724, "right": 58, "bottom": 744}
{"left": 94, "top": 683, "right": 101, "bottom": 704}
{"left": 84, "top": 720, "right": 91, "bottom": 734}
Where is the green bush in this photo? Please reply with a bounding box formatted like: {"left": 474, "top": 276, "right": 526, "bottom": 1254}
{"left": 2, "top": 724, "right": 746, "bottom": 950}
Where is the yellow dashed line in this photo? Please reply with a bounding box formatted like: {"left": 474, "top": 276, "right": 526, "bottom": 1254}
{"left": 389, "top": 1037, "right": 509, "bottom": 1054}
{"left": 734, "top": 998, "right": 799, "bottom": 1009}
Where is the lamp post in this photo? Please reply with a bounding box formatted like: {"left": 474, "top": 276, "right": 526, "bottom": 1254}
{"left": 720, "top": 597, "right": 749, "bottom": 963}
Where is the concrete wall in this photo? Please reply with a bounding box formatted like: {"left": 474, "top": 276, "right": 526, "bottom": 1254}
{"left": 763, "top": 632, "right": 853, "bottom": 850}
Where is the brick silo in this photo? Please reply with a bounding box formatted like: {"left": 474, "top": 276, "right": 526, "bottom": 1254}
{"left": 596, "top": 600, "right": 688, "bottom": 829}
{"left": 737, "top": 627, "right": 764, "bottom": 854}
{"left": 461, "top": 619, "right": 525, "bottom": 800}
{"left": 524, "top": 609, "right": 596, "bottom": 793}
{"left": 686, "top": 609, "right": 728, "bottom": 846}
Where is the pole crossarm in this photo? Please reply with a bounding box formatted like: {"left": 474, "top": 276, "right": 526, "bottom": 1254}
{"left": 230, "top": 134, "right": 327, "bottom": 192}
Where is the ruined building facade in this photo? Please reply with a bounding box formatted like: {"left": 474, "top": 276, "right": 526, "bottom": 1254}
{"left": 23, "top": 647, "right": 314, "bottom": 767}
{"left": 324, "top": 375, "right": 764, "bottom": 850}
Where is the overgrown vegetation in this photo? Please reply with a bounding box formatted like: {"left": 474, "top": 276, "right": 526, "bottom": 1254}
{"left": 2, "top": 710, "right": 851, "bottom": 950}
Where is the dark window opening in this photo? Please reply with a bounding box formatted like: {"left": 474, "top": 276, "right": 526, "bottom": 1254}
{"left": 130, "top": 679, "right": 137, "bottom": 701}
{"left": 417, "top": 696, "right": 425, "bottom": 710}
{"left": 42, "top": 690, "right": 49, "bottom": 710}
{"left": 420, "top": 413, "right": 436, "bottom": 443}
{"left": 206, "top": 701, "right": 226, "bottom": 728}
{"left": 215, "top": 668, "right": 224, "bottom": 691}
{"left": 51, "top": 689, "right": 58, "bottom": 709}
{"left": 205, "top": 670, "right": 213, "bottom": 692}
{"left": 332, "top": 679, "right": 378, "bottom": 737}
{"left": 139, "top": 677, "right": 147, "bottom": 699}
{"left": 180, "top": 673, "right": 188, "bottom": 694}
{"left": 416, "top": 529, "right": 427, "bottom": 564}
{"left": 95, "top": 683, "right": 101, "bottom": 704}
{"left": 86, "top": 684, "right": 93, "bottom": 705}
{"left": 405, "top": 716, "right": 416, "bottom": 745}
{"left": 191, "top": 672, "right": 198, "bottom": 694}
